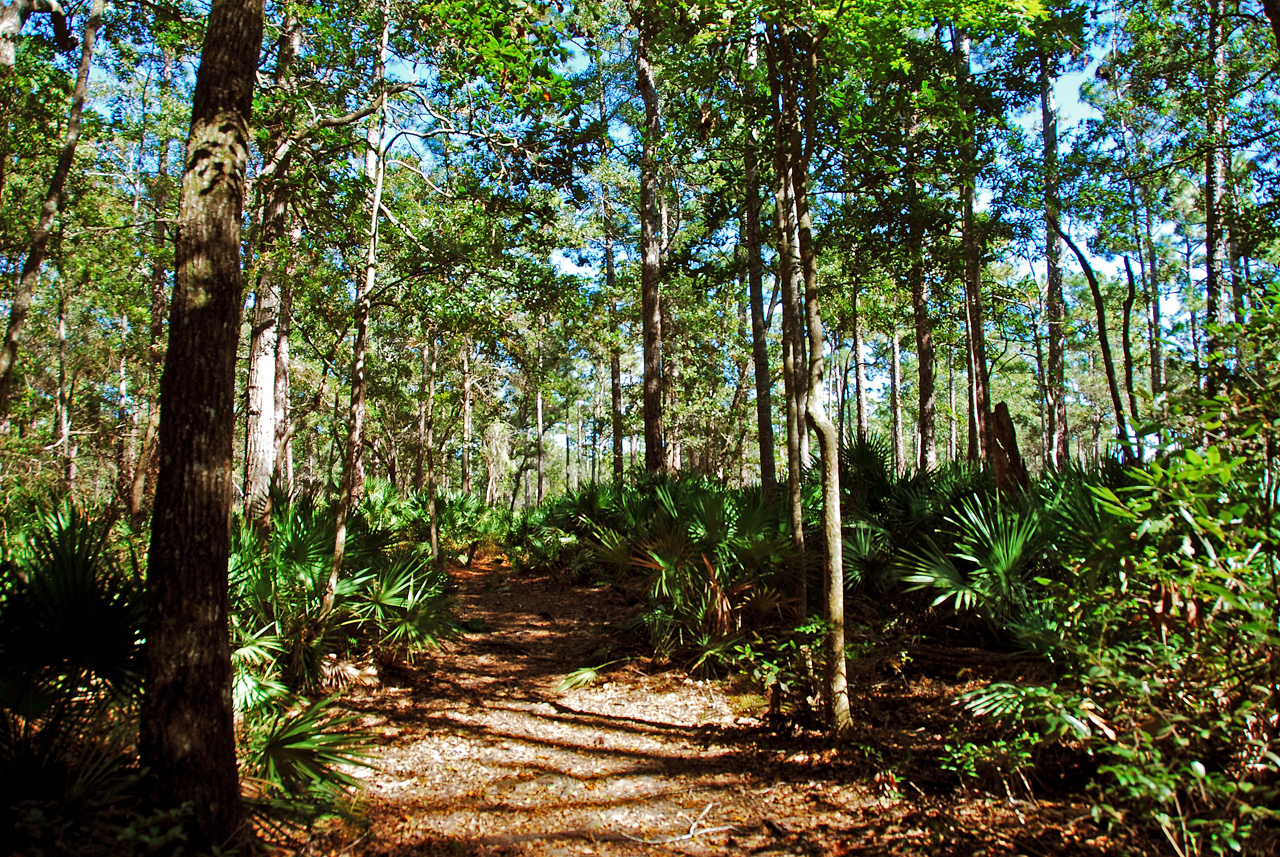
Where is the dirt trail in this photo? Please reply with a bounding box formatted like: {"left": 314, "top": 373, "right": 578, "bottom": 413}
{"left": 324, "top": 557, "right": 1116, "bottom": 856}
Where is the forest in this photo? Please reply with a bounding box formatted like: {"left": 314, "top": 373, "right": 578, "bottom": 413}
{"left": 1, "top": 0, "right": 1279, "bottom": 853}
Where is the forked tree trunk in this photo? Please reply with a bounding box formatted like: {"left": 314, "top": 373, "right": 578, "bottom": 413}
{"left": 140, "top": 0, "right": 263, "bottom": 850}
{"left": 0, "top": 0, "right": 103, "bottom": 421}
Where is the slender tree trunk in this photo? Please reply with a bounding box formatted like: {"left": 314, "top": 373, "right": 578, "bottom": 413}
{"left": 744, "top": 128, "right": 776, "bottom": 500}
{"left": 635, "top": 16, "right": 665, "bottom": 476}
{"left": 329, "top": 17, "right": 388, "bottom": 612}
{"left": 788, "top": 37, "right": 848, "bottom": 732}
{"left": 1040, "top": 48, "right": 1068, "bottom": 468}
{"left": 765, "top": 23, "right": 805, "bottom": 618}
{"left": 905, "top": 100, "right": 935, "bottom": 471}
{"left": 536, "top": 384, "right": 545, "bottom": 502}
{"left": 1144, "top": 208, "right": 1163, "bottom": 397}
{"left": 1122, "top": 258, "right": 1143, "bottom": 457}
{"left": 0, "top": 0, "right": 103, "bottom": 419}
{"left": 243, "top": 16, "right": 300, "bottom": 525}
{"left": 1204, "top": 0, "right": 1226, "bottom": 391}
{"left": 462, "top": 340, "right": 473, "bottom": 494}
{"left": 954, "top": 28, "right": 991, "bottom": 464}
{"left": 891, "top": 327, "right": 905, "bottom": 474}
{"left": 140, "top": 0, "right": 263, "bottom": 849}
{"left": 57, "top": 291, "right": 71, "bottom": 492}
{"left": 425, "top": 340, "right": 439, "bottom": 563}
{"left": 853, "top": 287, "right": 868, "bottom": 442}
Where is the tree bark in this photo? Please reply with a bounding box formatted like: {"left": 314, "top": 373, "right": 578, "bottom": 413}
{"left": 462, "top": 339, "right": 473, "bottom": 494}
{"left": 954, "top": 28, "right": 990, "bottom": 464}
{"left": 140, "top": 0, "right": 263, "bottom": 850}
{"left": 743, "top": 128, "right": 776, "bottom": 500}
{"left": 1040, "top": 48, "right": 1068, "bottom": 468}
{"left": 635, "top": 15, "right": 665, "bottom": 476}
{"left": 244, "top": 15, "right": 301, "bottom": 526}
{"left": 765, "top": 22, "right": 805, "bottom": 619}
{"left": 1204, "top": 0, "right": 1226, "bottom": 391}
{"left": 0, "top": 0, "right": 103, "bottom": 419}
{"left": 891, "top": 326, "right": 905, "bottom": 474}
{"left": 904, "top": 99, "right": 935, "bottom": 471}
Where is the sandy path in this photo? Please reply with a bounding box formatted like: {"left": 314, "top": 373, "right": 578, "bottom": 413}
{"left": 318, "top": 557, "right": 1116, "bottom": 857}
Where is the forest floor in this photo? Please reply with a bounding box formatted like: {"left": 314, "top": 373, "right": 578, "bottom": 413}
{"left": 305, "top": 556, "right": 1131, "bottom": 856}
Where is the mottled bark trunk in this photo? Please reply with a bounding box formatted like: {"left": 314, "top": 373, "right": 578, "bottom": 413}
{"left": 140, "top": 0, "right": 263, "bottom": 850}
{"left": 0, "top": 0, "right": 102, "bottom": 419}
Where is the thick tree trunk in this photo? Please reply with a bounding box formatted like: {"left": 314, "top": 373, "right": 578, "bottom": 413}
{"left": 1040, "top": 49, "right": 1068, "bottom": 468}
{"left": 635, "top": 18, "right": 665, "bottom": 476}
{"left": 139, "top": 0, "right": 263, "bottom": 850}
{"left": 0, "top": 0, "right": 102, "bottom": 419}
{"left": 274, "top": 237, "right": 296, "bottom": 490}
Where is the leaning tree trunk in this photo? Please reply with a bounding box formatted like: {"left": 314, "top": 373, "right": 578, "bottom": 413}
{"left": 1052, "top": 218, "right": 1135, "bottom": 462}
{"left": 792, "top": 60, "right": 849, "bottom": 733}
{"left": 139, "top": 0, "right": 263, "bottom": 851}
{"left": 0, "top": 0, "right": 103, "bottom": 421}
